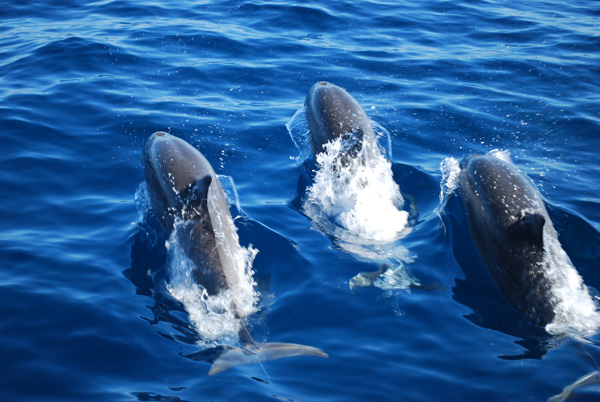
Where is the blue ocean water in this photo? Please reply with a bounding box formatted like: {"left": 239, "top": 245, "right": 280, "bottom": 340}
{"left": 1, "top": 0, "right": 599, "bottom": 400}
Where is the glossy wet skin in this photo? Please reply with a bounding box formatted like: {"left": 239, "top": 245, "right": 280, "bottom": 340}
{"left": 305, "top": 81, "right": 376, "bottom": 156}
{"left": 143, "top": 131, "right": 217, "bottom": 234}
{"left": 458, "top": 154, "right": 555, "bottom": 326}
{"left": 142, "top": 132, "right": 232, "bottom": 295}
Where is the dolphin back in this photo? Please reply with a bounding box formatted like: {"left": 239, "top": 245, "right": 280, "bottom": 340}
{"left": 209, "top": 342, "right": 329, "bottom": 375}
{"left": 458, "top": 154, "right": 555, "bottom": 325}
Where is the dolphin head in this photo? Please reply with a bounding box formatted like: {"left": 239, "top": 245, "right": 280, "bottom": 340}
{"left": 142, "top": 132, "right": 216, "bottom": 234}
{"left": 305, "top": 81, "right": 375, "bottom": 157}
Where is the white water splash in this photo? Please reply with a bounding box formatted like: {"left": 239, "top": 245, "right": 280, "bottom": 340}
{"left": 165, "top": 219, "right": 259, "bottom": 344}
{"left": 305, "top": 137, "right": 409, "bottom": 243}
{"left": 436, "top": 156, "right": 461, "bottom": 216}
{"left": 287, "top": 108, "right": 413, "bottom": 290}
{"left": 542, "top": 228, "right": 600, "bottom": 337}
{"left": 135, "top": 179, "right": 260, "bottom": 346}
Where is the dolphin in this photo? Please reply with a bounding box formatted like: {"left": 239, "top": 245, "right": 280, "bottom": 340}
{"left": 301, "top": 82, "right": 413, "bottom": 282}
{"left": 305, "top": 81, "right": 379, "bottom": 161}
{"left": 142, "top": 131, "right": 328, "bottom": 375}
{"left": 457, "top": 154, "right": 591, "bottom": 328}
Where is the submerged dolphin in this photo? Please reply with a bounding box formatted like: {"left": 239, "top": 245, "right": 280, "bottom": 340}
{"left": 305, "top": 81, "right": 379, "bottom": 160}
{"left": 142, "top": 132, "right": 328, "bottom": 374}
{"left": 457, "top": 154, "right": 593, "bottom": 328}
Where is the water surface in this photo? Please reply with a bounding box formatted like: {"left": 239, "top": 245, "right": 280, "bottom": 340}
{"left": 1, "top": 0, "right": 600, "bottom": 400}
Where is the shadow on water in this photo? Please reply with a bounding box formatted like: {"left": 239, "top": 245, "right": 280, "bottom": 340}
{"left": 442, "top": 190, "right": 600, "bottom": 361}
{"left": 123, "top": 212, "right": 204, "bottom": 346}
{"left": 390, "top": 162, "right": 441, "bottom": 222}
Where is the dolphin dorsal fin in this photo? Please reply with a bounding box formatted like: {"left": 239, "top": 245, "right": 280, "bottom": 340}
{"left": 509, "top": 212, "right": 546, "bottom": 249}
{"left": 182, "top": 175, "right": 212, "bottom": 216}
{"left": 192, "top": 175, "right": 212, "bottom": 208}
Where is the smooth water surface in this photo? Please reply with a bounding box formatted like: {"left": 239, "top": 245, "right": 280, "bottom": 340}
{"left": 1, "top": 0, "right": 599, "bottom": 400}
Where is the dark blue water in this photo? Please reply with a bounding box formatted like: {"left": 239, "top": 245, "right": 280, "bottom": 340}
{"left": 2, "top": 0, "right": 600, "bottom": 400}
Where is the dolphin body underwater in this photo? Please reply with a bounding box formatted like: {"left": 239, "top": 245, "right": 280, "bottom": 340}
{"left": 142, "top": 131, "right": 328, "bottom": 375}
{"left": 457, "top": 154, "right": 597, "bottom": 329}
